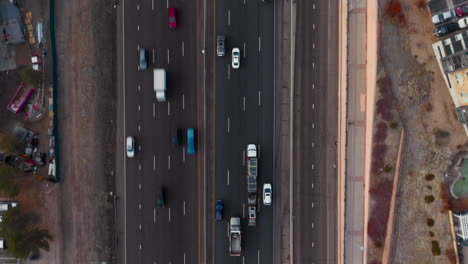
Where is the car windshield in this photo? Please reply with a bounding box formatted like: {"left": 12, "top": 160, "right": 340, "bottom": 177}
{"left": 233, "top": 51, "right": 239, "bottom": 56}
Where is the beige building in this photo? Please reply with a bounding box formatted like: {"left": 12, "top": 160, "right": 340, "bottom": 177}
{"left": 433, "top": 32, "right": 468, "bottom": 134}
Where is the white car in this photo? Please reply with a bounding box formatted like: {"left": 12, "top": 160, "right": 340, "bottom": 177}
{"left": 459, "top": 17, "right": 468, "bottom": 28}
{"left": 432, "top": 10, "right": 456, "bottom": 25}
{"left": 126, "top": 136, "right": 135, "bottom": 158}
{"left": 232, "top": 48, "right": 240, "bottom": 69}
{"left": 263, "top": 183, "right": 272, "bottom": 205}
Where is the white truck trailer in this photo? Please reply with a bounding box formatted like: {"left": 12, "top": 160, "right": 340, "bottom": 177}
{"left": 153, "top": 68, "right": 166, "bottom": 102}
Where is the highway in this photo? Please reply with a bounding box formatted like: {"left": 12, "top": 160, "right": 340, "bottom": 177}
{"left": 117, "top": 0, "right": 204, "bottom": 263}
{"left": 211, "top": 0, "right": 275, "bottom": 263}
{"left": 292, "top": 0, "right": 339, "bottom": 263}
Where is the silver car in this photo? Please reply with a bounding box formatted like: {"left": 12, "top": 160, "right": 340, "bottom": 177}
{"left": 126, "top": 136, "right": 135, "bottom": 158}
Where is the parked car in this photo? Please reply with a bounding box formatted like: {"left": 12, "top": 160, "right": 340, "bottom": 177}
{"left": 456, "top": 5, "right": 468, "bottom": 17}
{"left": 434, "top": 22, "right": 460, "bottom": 37}
{"left": 187, "top": 128, "right": 196, "bottom": 154}
{"left": 432, "top": 10, "right": 456, "bottom": 25}
{"left": 263, "top": 183, "right": 272, "bottom": 205}
{"left": 459, "top": 17, "right": 468, "bottom": 28}
{"left": 168, "top": 8, "right": 176, "bottom": 29}
{"left": 139, "top": 48, "right": 147, "bottom": 70}
{"left": 215, "top": 200, "right": 223, "bottom": 221}
{"left": 232, "top": 48, "right": 240, "bottom": 69}
{"left": 217, "top": 35, "right": 225, "bottom": 57}
{"left": 126, "top": 136, "right": 135, "bottom": 158}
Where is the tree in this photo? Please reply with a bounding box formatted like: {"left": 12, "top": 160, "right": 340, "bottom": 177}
{"left": 0, "top": 133, "right": 15, "bottom": 155}
{"left": 0, "top": 166, "right": 19, "bottom": 198}
{"left": 0, "top": 207, "right": 52, "bottom": 259}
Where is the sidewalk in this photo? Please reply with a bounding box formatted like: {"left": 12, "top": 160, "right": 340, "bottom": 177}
{"left": 343, "top": 0, "right": 378, "bottom": 263}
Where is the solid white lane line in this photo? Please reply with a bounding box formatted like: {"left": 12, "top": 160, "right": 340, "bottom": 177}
{"left": 228, "top": 10, "right": 231, "bottom": 25}
{"left": 167, "top": 0, "right": 169, "bottom": 8}
{"left": 227, "top": 170, "right": 230, "bottom": 186}
{"left": 169, "top": 207, "right": 171, "bottom": 222}
{"left": 152, "top": 0, "right": 154, "bottom": 10}
{"left": 243, "top": 256, "right": 245, "bottom": 264}
{"left": 258, "top": 250, "right": 260, "bottom": 264}
{"left": 182, "top": 41, "right": 185, "bottom": 56}
{"left": 182, "top": 94, "right": 185, "bottom": 110}
{"left": 227, "top": 64, "right": 230, "bottom": 79}
{"left": 152, "top": 48, "right": 155, "bottom": 63}
{"left": 184, "top": 253, "right": 186, "bottom": 264}
{"left": 243, "top": 203, "right": 245, "bottom": 218}
{"left": 258, "top": 145, "right": 261, "bottom": 159}
{"left": 183, "top": 147, "right": 186, "bottom": 161}
{"left": 243, "top": 96, "right": 246, "bottom": 111}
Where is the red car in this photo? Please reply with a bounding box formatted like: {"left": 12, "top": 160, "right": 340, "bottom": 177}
{"left": 456, "top": 5, "right": 468, "bottom": 17}
{"left": 168, "top": 8, "right": 176, "bottom": 29}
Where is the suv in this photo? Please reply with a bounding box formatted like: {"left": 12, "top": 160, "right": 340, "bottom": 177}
{"left": 434, "top": 22, "right": 460, "bottom": 37}
{"left": 217, "top": 35, "right": 225, "bottom": 57}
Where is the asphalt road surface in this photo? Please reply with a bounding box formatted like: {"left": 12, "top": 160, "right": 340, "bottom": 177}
{"left": 118, "top": 0, "right": 203, "bottom": 263}
{"left": 292, "top": 0, "right": 339, "bottom": 263}
{"left": 212, "top": 0, "right": 275, "bottom": 263}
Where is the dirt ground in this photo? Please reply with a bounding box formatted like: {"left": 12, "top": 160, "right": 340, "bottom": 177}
{"left": 375, "top": 0, "right": 468, "bottom": 263}
{"left": 27, "top": 0, "right": 118, "bottom": 262}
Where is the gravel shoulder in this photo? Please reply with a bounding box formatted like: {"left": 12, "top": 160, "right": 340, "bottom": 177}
{"left": 42, "top": 0, "right": 117, "bottom": 263}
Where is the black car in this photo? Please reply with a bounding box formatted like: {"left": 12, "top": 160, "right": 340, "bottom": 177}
{"left": 157, "top": 189, "right": 165, "bottom": 208}
{"left": 434, "top": 23, "right": 460, "bottom": 38}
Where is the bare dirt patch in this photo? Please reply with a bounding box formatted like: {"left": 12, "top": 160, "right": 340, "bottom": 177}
{"left": 373, "top": 0, "right": 466, "bottom": 263}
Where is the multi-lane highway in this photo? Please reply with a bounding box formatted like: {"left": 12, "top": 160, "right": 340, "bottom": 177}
{"left": 115, "top": 0, "right": 340, "bottom": 263}
{"left": 292, "top": 0, "right": 339, "bottom": 263}
{"left": 212, "top": 0, "right": 275, "bottom": 263}
{"left": 117, "top": 0, "right": 203, "bottom": 263}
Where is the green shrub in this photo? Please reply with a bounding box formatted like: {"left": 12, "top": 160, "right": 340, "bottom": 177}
{"left": 384, "top": 166, "right": 393, "bottom": 173}
{"left": 436, "top": 130, "right": 450, "bottom": 138}
{"left": 427, "top": 218, "right": 435, "bottom": 227}
{"left": 431, "top": 241, "right": 441, "bottom": 255}
{"left": 425, "top": 173, "right": 435, "bottom": 181}
{"left": 390, "top": 122, "right": 399, "bottom": 129}
{"left": 425, "top": 195, "right": 435, "bottom": 203}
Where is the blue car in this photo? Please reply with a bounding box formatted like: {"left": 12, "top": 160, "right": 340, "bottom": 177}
{"left": 187, "top": 128, "right": 196, "bottom": 154}
{"left": 215, "top": 200, "right": 223, "bottom": 221}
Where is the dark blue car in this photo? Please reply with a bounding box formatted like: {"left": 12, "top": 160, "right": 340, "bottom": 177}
{"left": 215, "top": 200, "right": 223, "bottom": 221}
